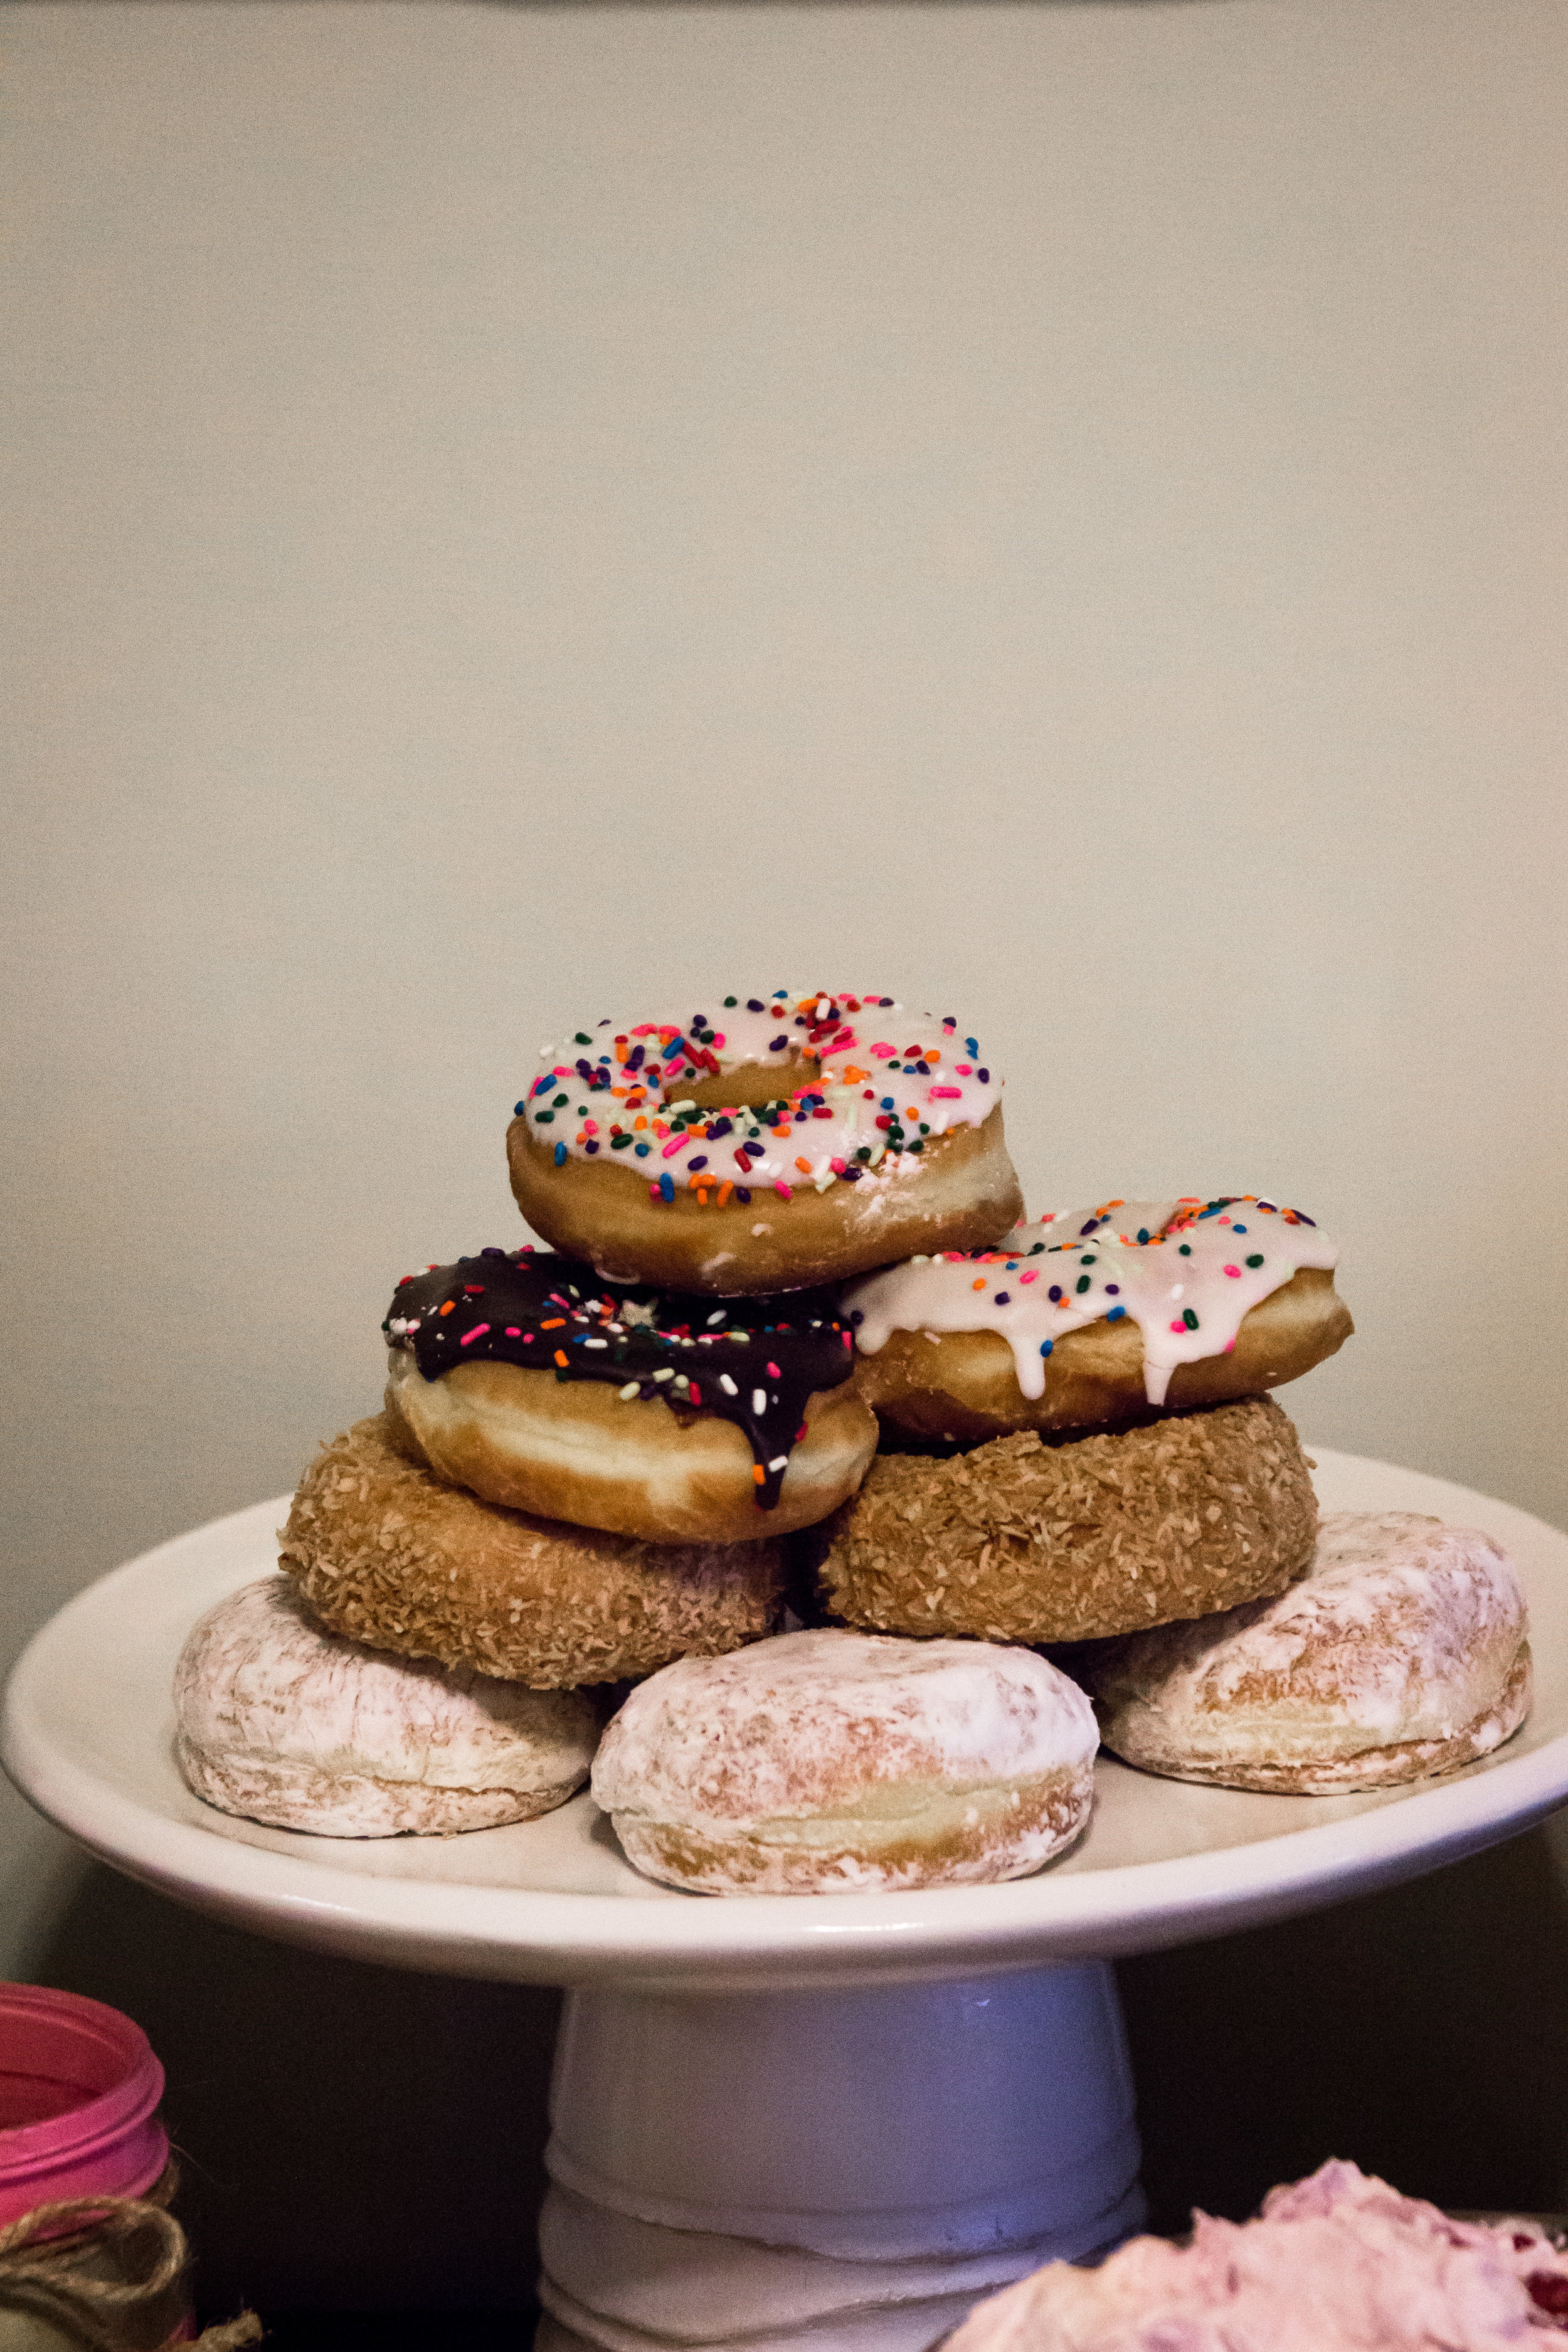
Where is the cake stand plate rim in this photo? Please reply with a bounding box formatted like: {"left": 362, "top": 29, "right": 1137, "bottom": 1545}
{"left": 5, "top": 1449, "right": 1567, "bottom": 1989}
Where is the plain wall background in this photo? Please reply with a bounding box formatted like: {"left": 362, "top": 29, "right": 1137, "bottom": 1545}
{"left": 4, "top": 0, "right": 1567, "bottom": 2315}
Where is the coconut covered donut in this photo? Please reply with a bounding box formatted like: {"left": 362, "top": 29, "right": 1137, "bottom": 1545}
{"left": 813, "top": 1394, "right": 1318, "bottom": 1645}
{"left": 1085, "top": 1510, "right": 1531, "bottom": 1792}
{"left": 591, "top": 1628, "right": 1098, "bottom": 1894}
{"left": 383, "top": 1246, "right": 876, "bottom": 1543}
{"left": 176, "top": 1577, "right": 599, "bottom": 1835}
{"left": 278, "top": 1416, "right": 787, "bottom": 1687}
{"left": 845, "top": 1195, "right": 1351, "bottom": 1442}
{"left": 507, "top": 992, "right": 1022, "bottom": 1294}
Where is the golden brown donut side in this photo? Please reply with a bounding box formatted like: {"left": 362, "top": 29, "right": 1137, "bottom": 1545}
{"left": 610, "top": 1764, "right": 1093, "bottom": 1896}
{"left": 852, "top": 1268, "right": 1353, "bottom": 1442}
{"left": 506, "top": 1104, "right": 1024, "bottom": 1295}
{"left": 1100, "top": 1647, "right": 1533, "bottom": 1793}
{"left": 384, "top": 1353, "right": 879, "bottom": 1545}
{"left": 813, "top": 1394, "right": 1318, "bottom": 1645}
{"left": 277, "top": 1415, "right": 787, "bottom": 1687}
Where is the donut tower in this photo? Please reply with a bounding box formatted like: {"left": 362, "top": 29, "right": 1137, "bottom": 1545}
{"left": 176, "top": 986, "right": 1530, "bottom": 1883}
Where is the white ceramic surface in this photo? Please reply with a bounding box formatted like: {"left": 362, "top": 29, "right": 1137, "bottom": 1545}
{"left": 4, "top": 1452, "right": 1568, "bottom": 1991}
{"left": 538, "top": 1969, "right": 1145, "bottom": 2352}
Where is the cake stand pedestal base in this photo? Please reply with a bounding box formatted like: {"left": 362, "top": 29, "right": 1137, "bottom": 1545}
{"left": 536, "top": 1964, "right": 1145, "bottom": 2352}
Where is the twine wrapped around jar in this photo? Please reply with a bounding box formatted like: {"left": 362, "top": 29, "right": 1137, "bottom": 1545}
{"left": 0, "top": 2164, "right": 260, "bottom": 2352}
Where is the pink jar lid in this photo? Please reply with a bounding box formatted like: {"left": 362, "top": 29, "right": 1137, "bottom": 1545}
{"left": 0, "top": 1983, "right": 169, "bottom": 2225}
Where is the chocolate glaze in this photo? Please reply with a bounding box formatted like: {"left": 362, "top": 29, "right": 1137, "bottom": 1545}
{"left": 384, "top": 1248, "right": 856, "bottom": 1510}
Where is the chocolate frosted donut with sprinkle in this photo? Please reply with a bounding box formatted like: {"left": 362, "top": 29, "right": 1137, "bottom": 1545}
{"left": 507, "top": 992, "right": 1022, "bottom": 1295}
{"left": 845, "top": 1194, "right": 1352, "bottom": 1443}
{"left": 383, "top": 1246, "right": 878, "bottom": 1544}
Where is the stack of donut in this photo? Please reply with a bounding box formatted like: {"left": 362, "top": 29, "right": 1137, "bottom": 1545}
{"left": 279, "top": 991, "right": 1022, "bottom": 1695}
{"left": 174, "top": 987, "right": 1530, "bottom": 1881}
{"left": 824, "top": 1192, "right": 1352, "bottom": 1645}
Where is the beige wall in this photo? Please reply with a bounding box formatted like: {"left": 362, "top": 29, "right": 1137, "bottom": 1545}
{"left": 5, "top": 0, "right": 1567, "bottom": 2309}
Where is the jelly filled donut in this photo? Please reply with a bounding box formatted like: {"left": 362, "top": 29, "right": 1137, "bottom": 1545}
{"left": 278, "top": 1416, "right": 787, "bottom": 1687}
{"left": 507, "top": 992, "right": 1022, "bottom": 1294}
{"left": 845, "top": 1195, "right": 1351, "bottom": 1442}
{"left": 1085, "top": 1510, "right": 1531, "bottom": 1793}
{"left": 591, "top": 1628, "right": 1098, "bottom": 1894}
{"left": 383, "top": 1246, "right": 877, "bottom": 1543}
{"left": 176, "top": 1577, "right": 600, "bottom": 1835}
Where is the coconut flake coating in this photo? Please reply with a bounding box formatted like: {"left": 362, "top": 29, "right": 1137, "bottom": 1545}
{"left": 946, "top": 2159, "right": 1568, "bottom": 2351}
{"left": 815, "top": 1396, "right": 1318, "bottom": 1646}
{"left": 175, "top": 1577, "right": 599, "bottom": 1836}
{"left": 592, "top": 1628, "right": 1098, "bottom": 1894}
{"left": 278, "top": 1415, "right": 787, "bottom": 1688}
{"left": 1088, "top": 1512, "right": 1530, "bottom": 1791}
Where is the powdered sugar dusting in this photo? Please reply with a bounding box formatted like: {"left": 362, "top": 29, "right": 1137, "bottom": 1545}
{"left": 176, "top": 1576, "right": 598, "bottom": 1805}
{"left": 591, "top": 1628, "right": 1097, "bottom": 1831}
{"left": 1093, "top": 1512, "right": 1528, "bottom": 1772}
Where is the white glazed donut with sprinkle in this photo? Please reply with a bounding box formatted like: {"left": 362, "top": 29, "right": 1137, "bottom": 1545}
{"left": 845, "top": 1195, "right": 1352, "bottom": 1441}
{"left": 507, "top": 991, "right": 1024, "bottom": 1295}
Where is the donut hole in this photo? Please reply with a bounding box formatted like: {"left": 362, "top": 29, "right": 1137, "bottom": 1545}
{"left": 673, "top": 1054, "right": 822, "bottom": 1114}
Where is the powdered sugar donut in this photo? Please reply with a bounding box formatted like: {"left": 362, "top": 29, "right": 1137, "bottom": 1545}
{"left": 507, "top": 992, "right": 1022, "bottom": 1294}
{"left": 591, "top": 1628, "right": 1097, "bottom": 1894}
{"left": 175, "top": 1577, "right": 600, "bottom": 1835}
{"left": 1086, "top": 1511, "right": 1530, "bottom": 1793}
{"left": 845, "top": 1194, "right": 1350, "bottom": 1441}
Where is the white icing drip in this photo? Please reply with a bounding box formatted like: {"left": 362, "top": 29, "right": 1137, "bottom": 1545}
{"left": 591, "top": 1629, "right": 1097, "bottom": 1832}
{"left": 521, "top": 995, "right": 1004, "bottom": 1204}
{"left": 844, "top": 1195, "right": 1340, "bottom": 1405}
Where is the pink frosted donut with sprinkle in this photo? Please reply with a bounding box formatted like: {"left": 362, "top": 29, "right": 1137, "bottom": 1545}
{"left": 507, "top": 992, "right": 1023, "bottom": 1295}
{"left": 845, "top": 1194, "right": 1352, "bottom": 1440}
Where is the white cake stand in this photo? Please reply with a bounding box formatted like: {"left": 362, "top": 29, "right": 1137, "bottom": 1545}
{"left": 8, "top": 1451, "right": 1568, "bottom": 2352}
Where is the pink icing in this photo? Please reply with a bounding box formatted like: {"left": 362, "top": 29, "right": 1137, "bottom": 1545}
{"left": 522, "top": 996, "right": 1002, "bottom": 1201}
{"left": 844, "top": 1195, "right": 1338, "bottom": 1409}
{"left": 947, "top": 2162, "right": 1568, "bottom": 2351}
